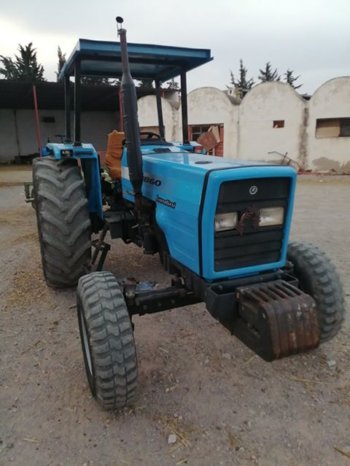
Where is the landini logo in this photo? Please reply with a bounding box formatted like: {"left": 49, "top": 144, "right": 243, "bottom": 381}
{"left": 249, "top": 185, "right": 258, "bottom": 195}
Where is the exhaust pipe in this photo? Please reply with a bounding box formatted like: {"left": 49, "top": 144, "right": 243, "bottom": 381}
{"left": 117, "top": 17, "right": 143, "bottom": 198}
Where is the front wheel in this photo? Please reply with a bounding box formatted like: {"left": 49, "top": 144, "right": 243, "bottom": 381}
{"left": 287, "top": 242, "right": 346, "bottom": 342}
{"left": 77, "top": 271, "right": 138, "bottom": 410}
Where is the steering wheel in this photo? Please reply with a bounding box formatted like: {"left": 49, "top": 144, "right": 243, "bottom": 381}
{"left": 139, "top": 132, "right": 161, "bottom": 140}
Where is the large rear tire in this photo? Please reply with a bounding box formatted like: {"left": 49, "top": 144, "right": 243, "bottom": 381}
{"left": 77, "top": 272, "right": 138, "bottom": 410}
{"left": 287, "top": 242, "right": 346, "bottom": 342}
{"left": 33, "top": 157, "right": 91, "bottom": 288}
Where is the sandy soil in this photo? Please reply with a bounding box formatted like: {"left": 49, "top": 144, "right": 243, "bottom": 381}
{"left": 0, "top": 167, "right": 349, "bottom": 466}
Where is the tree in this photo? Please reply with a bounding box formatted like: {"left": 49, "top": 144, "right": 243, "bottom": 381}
{"left": 0, "top": 56, "right": 18, "bottom": 79}
{"left": 258, "top": 62, "right": 280, "bottom": 82}
{"left": 0, "top": 42, "right": 45, "bottom": 82}
{"left": 137, "top": 78, "right": 154, "bottom": 89}
{"left": 284, "top": 69, "right": 302, "bottom": 90}
{"left": 229, "top": 59, "right": 255, "bottom": 98}
{"left": 81, "top": 76, "right": 119, "bottom": 86}
{"left": 165, "top": 78, "right": 179, "bottom": 90}
{"left": 56, "top": 46, "right": 66, "bottom": 81}
{"left": 80, "top": 76, "right": 111, "bottom": 86}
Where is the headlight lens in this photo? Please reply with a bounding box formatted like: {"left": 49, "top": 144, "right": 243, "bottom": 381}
{"left": 259, "top": 207, "right": 284, "bottom": 226}
{"left": 215, "top": 212, "right": 238, "bottom": 232}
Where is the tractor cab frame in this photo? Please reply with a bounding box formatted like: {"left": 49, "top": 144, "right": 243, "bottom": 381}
{"left": 53, "top": 34, "right": 213, "bottom": 234}
{"left": 58, "top": 37, "right": 213, "bottom": 147}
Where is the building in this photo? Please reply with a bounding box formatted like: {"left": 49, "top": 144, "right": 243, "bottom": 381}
{"left": 137, "top": 76, "right": 350, "bottom": 173}
{"left": 1, "top": 77, "right": 349, "bottom": 173}
{"left": 307, "top": 77, "right": 350, "bottom": 172}
{"left": 0, "top": 80, "right": 152, "bottom": 163}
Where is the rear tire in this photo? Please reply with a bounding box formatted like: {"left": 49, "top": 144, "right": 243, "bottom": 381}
{"left": 77, "top": 272, "right": 138, "bottom": 411}
{"left": 33, "top": 157, "right": 91, "bottom": 288}
{"left": 287, "top": 242, "right": 346, "bottom": 342}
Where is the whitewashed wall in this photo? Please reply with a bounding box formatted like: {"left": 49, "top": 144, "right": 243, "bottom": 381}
{"left": 136, "top": 80, "right": 350, "bottom": 172}
{"left": 307, "top": 77, "right": 350, "bottom": 172}
{"left": 187, "top": 87, "right": 238, "bottom": 157}
{"left": 2, "top": 78, "right": 350, "bottom": 171}
{"left": 238, "top": 82, "right": 306, "bottom": 166}
{"left": 0, "top": 110, "right": 18, "bottom": 162}
{"left": 137, "top": 95, "right": 181, "bottom": 142}
{"left": 0, "top": 109, "right": 118, "bottom": 162}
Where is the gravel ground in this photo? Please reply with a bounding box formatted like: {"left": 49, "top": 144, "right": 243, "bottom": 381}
{"left": 0, "top": 167, "right": 349, "bottom": 466}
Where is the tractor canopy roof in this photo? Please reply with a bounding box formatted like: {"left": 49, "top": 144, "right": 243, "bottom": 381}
{"left": 59, "top": 39, "right": 212, "bottom": 82}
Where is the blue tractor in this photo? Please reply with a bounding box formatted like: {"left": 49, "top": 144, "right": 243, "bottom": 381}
{"left": 32, "top": 18, "right": 345, "bottom": 410}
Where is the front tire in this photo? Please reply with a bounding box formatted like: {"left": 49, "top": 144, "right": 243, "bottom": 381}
{"left": 33, "top": 157, "right": 91, "bottom": 288}
{"left": 77, "top": 272, "right": 138, "bottom": 411}
{"left": 287, "top": 242, "right": 346, "bottom": 342}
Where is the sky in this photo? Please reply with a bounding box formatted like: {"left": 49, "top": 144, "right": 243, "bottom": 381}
{"left": 0, "top": 0, "right": 349, "bottom": 95}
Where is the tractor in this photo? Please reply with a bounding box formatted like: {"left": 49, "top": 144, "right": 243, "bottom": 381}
{"left": 31, "top": 18, "right": 345, "bottom": 411}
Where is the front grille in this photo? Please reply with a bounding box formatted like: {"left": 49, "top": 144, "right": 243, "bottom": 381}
{"left": 214, "top": 177, "right": 290, "bottom": 272}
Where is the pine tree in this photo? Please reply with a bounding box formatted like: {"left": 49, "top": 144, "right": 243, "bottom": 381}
{"left": 258, "top": 62, "right": 280, "bottom": 82}
{"left": 80, "top": 76, "right": 111, "bottom": 86}
{"left": 165, "top": 78, "right": 179, "bottom": 90}
{"left": 56, "top": 46, "right": 66, "bottom": 81}
{"left": 0, "top": 56, "right": 18, "bottom": 79}
{"left": 284, "top": 69, "right": 302, "bottom": 90}
{"left": 15, "top": 43, "right": 45, "bottom": 81}
{"left": 230, "top": 59, "right": 255, "bottom": 98}
{"left": 138, "top": 78, "right": 154, "bottom": 89}
{"left": 0, "top": 42, "right": 45, "bottom": 82}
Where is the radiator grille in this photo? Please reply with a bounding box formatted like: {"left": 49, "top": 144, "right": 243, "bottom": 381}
{"left": 214, "top": 177, "right": 290, "bottom": 272}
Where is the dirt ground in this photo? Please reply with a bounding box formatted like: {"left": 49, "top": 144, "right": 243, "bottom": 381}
{"left": 0, "top": 166, "right": 349, "bottom": 466}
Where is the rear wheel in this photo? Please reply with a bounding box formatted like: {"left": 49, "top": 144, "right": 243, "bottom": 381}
{"left": 287, "top": 242, "right": 345, "bottom": 341}
{"left": 77, "top": 272, "right": 138, "bottom": 410}
{"left": 33, "top": 157, "right": 91, "bottom": 288}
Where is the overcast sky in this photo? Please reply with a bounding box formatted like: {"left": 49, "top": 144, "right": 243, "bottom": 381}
{"left": 1, "top": 0, "right": 349, "bottom": 94}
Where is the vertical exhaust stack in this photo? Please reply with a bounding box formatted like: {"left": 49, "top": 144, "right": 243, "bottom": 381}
{"left": 117, "top": 17, "right": 143, "bottom": 198}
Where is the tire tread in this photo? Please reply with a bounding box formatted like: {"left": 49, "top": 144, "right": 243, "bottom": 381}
{"left": 77, "top": 272, "right": 138, "bottom": 410}
{"left": 32, "top": 157, "right": 91, "bottom": 288}
{"left": 288, "top": 241, "right": 345, "bottom": 342}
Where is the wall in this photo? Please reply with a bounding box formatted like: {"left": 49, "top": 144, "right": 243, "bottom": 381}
{"left": 307, "top": 77, "right": 350, "bottom": 172}
{"left": 81, "top": 111, "right": 119, "bottom": 150}
{"left": 136, "top": 80, "right": 350, "bottom": 172}
{"left": 137, "top": 95, "right": 181, "bottom": 142}
{"left": 0, "top": 109, "right": 118, "bottom": 162}
{"left": 238, "top": 82, "right": 306, "bottom": 166}
{"left": 0, "top": 110, "right": 18, "bottom": 162}
{"left": 2, "top": 78, "right": 350, "bottom": 171}
{"left": 187, "top": 87, "right": 238, "bottom": 157}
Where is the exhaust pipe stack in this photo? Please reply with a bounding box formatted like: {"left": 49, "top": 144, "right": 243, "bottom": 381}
{"left": 117, "top": 17, "right": 143, "bottom": 198}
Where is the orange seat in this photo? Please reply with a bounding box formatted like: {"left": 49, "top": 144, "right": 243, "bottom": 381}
{"left": 105, "top": 130, "right": 125, "bottom": 179}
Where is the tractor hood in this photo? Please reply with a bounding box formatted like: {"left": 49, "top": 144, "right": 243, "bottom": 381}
{"left": 121, "top": 145, "right": 297, "bottom": 280}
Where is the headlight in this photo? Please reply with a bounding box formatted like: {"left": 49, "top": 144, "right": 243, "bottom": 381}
{"left": 215, "top": 212, "right": 238, "bottom": 232}
{"left": 259, "top": 207, "right": 284, "bottom": 226}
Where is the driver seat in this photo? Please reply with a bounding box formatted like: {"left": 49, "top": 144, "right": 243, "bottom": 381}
{"left": 105, "top": 130, "right": 125, "bottom": 179}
